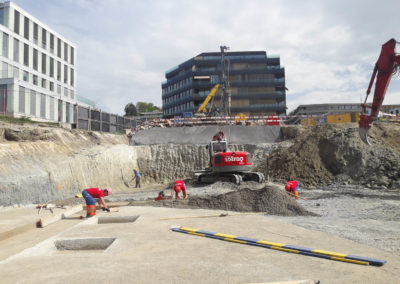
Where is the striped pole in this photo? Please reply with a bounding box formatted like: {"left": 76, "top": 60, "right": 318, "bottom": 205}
{"left": 171, "top": 226, "right": 386, "bottom": 267}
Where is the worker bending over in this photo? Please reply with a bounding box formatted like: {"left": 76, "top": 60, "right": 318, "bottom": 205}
{"left": 82, "top": 188, "right": 112, "bottom": 217}
{"left": 173, "top": 180, "right": 187, "bottom": 200}
{"left": 285, "top": 181, "right": 300, "bottom": 199}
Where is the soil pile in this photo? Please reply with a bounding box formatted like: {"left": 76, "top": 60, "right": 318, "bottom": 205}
{"left": 263, "top": 123, "right": 400, "bottom": 189}
{"left": 129, "top": 184, "right": 317, "bottom": 216}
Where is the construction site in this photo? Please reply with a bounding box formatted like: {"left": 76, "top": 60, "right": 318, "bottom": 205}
{"left": 0, "top": 117, "right": 399, "bottom": 283}
{"left": 0, "top": 37, "right": 399, "bottom": 283}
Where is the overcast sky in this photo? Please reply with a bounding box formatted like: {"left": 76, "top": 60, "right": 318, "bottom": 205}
{"left": 12, "top": 0, "right": 400, "bottom": 115}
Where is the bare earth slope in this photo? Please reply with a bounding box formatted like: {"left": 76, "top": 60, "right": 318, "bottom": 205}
{"left": 264, "top": 123, "right": 400, "bottom": 189}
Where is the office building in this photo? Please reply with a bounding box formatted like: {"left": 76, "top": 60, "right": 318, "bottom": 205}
{"left": 0, "top": 1, "right": 76, "bottom": 123}
{"left": 162, "top": 50, "right": 286, "bottom": 118}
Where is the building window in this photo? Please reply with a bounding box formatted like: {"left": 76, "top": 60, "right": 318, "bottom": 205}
{"left": 1, "top": 62, "right": 7, "bottom": 78}
{"left": 33, "top": 49, "right": 38, "bottom": 70}
{"left": 23, "top": 16, "right": 29, "bottom": 39}
{"left": 0, "top": 8, "right": 4, "bottom": 26}
{"left": 41, "top": 53, "right": 46, "bottom": 74}
{"left": 50, "top": 33, "right": 54, "bottom": 53}
{"left": 14, "top": 10, "right": 20, "bottom": 34}
{"left": 40, "top": 94, "right": 45, "bottom": 118}
{"left": 30, "top": 91, "right": 36, "bottom": 116}
{"left": 33, "top": 23, "right": 38, "bottom": 44}
{"left": 70, "top": 68, "right": 74, "bottom": 86}
{"left": 57, "top": 38, "right": 61, "bottom": 57}
{"left": 33, "top": 74, "right": 38, "bottom": 85}
{"left": 64, "top": 64, "right": 68, "bottom": 84}
{"left": 57, "top": 84, "right": 61, "bottom": 94}
{"left": 50, "top": 81, "right": 54, "bottom": 91}
{"left": 57, "top": 61, "right": 61, "bottom": 80}
{"left": 64, "top": 42, "right": 68, "bottom": 62}
{"left": 19, "top": 86, "right": 25, "bottom": 113}
{"left": 70, "top": 46, "right": 74, "bottom": 65}
{"left": 13, "top": 38, "right": 19, "bottom": 62}
{"left": 41, "top": 28, "right": 46, "bottom": 49}
{"left": 41, "top": 78, "right": 46, "bottom": 88}
{"left": 23, "top": 71, "right": 28, "bottom": 82}
{"left": 50, "top": 57, "right": 54, "bottom": 78}
{"left": 2, "top": 32, "right": 8, "bottom": 58}
{"left": 23, "top": 43, "right": 29, "bottom": 66}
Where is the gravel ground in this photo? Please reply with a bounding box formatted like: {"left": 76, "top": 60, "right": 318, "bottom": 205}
{"left": 271, "top": 185, "right": 400, "bottom": 255}
{"left": 109, "top": 182, "right": 400, "bottom": 255}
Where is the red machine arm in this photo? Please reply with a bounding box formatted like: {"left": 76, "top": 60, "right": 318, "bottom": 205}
{"left": 359, "top": 38, "right": 400, "bottom": 145}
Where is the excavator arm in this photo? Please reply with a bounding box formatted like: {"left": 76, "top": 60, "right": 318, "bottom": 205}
{"left": 196, "top": 84, "right": 220, "bottom": 114}
{"left": 359, "top": 38, "right": 400, "bottom": 145}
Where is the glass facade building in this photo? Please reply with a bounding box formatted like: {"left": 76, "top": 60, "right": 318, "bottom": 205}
{"left": 162, "top": 50, "right": 286, "bottom": 118}
{"left": 0, "top": 1, "right": 76, "bottom": 123}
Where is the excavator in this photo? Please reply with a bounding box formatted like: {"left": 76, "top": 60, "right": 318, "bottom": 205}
{"left": 194, "top": 131, "right": 265, "bottom": 184}
{"left": 359, "top": 38, "right": 400, "bottom": 145}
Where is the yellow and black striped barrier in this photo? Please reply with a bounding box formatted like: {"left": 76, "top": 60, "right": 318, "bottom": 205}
{"left": 171, "top": 226, "right": 386, "bottom": 267}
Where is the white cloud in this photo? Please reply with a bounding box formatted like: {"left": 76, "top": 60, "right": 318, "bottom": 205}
{"left": 12, "top": 0, "right": 400, "bottom": 115}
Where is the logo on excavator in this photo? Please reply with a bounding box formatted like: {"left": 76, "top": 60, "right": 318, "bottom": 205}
{"left": 224, "top": 156, "right": 244, "bottom": 163}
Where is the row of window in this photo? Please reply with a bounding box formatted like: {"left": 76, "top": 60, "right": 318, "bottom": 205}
{"left": 163, "top": 89, "right": 192, "bottom": 105}
{"left": 162, "top": 77, "right": 192, "bottom": 95}
{"left": 18, "top": 86, "right": 73, "bottom": 123}
{"left": 163, "top": 101, "right": 194, "bottom": 115}
{"left": 11, "top": 8, "right": 75, "bottom": 65}
{"left": 0, "top": 61, "right": 74, "bottom": 99}
{"left": 1, "top": 32, "right": 75, "bottom": 87}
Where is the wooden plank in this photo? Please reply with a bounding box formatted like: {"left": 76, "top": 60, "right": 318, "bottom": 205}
{"left": 39, "top": 205, "right": 83, "bottom": 228}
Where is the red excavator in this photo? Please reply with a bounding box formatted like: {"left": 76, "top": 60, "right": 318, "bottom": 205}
{"left": 359, "top": 38, "right": 400, "bottom": 145}
{"left": 194, "top": 131, "right": 265, "bottom": 184}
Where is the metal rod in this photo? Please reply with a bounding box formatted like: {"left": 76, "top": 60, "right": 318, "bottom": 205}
{"left": 172, "top": 226, "right": 386, "bottom": 266}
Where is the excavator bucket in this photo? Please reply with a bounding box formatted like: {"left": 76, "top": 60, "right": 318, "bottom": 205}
{"left": 358, "top": 127, "right": 371, "bottom": 146}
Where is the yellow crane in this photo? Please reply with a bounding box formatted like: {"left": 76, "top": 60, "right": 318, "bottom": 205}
{"left": 196, "top": 84, "right": 220, "bottom": 114}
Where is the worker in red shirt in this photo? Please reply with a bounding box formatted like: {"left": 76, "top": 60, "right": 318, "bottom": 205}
{"left": 285, "top": 181, "right": 300, "bottom": 199}
{"left": 172, "top": 180, "right": 187, "bottom": 200}
{"left": 81, "top": 188, "right": 112, "bottom": 217}
{"left": 155, "top": 191, "right": 166, "bottom": 201}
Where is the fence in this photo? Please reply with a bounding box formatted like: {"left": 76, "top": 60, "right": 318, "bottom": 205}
{"left": 75, "top": 105, "right": 142, "bottom": 133}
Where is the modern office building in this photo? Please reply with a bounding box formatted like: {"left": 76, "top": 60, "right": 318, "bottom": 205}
{"left": 162, "top": 50, "right": 286, "bottom": 118}
{"left": 0, "top": 1, "right": 76, "bottom": 123}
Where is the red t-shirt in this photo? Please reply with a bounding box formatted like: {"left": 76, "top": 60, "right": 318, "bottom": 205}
{"left": 174, "top": 180, "right": 186, "bottom": 191}
{"left": 285, "top": 181, "right": 299, "bottom": 193}
{"left": 86, "top": 188, "right": 104, "bottom": 198}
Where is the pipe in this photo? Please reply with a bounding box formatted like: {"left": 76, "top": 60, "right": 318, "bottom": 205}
{"left": 171, "top": 226, "right": 386, "bottom": 267}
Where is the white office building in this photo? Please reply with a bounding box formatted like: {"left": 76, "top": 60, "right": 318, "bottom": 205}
{"left": 0, "top": 1, "right": 76, "bottom": 123}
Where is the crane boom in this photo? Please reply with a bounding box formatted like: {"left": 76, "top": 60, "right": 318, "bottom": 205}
{"left": 359, "top": 38, "right": 400, "bottom": 145}
{"left": 196, "top": 84, "right": 220, "bottom": 114}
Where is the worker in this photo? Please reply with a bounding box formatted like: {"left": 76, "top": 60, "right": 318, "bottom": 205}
{"left": 81, "top": 188, "right": 112, "bottom": 217}
{"left": 285, "top": 181, "right": 300, "bottom": 199}
{"left": 155, "top": 191, "right": 165, "bottom": 201}
{"left": 172, "top": 180, "right": 187, "bottom": 200}
{"left": 132, "top": 169, "right": 141, "bottom": 188}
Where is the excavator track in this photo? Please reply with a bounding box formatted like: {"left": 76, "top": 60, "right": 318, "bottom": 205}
{"left": 197, "top": 171, "right": 264, "bottom": 185}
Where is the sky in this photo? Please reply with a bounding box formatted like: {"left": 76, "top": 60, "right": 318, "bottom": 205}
{"left": 12, "top": 0, "right": 400, "bottom": 115}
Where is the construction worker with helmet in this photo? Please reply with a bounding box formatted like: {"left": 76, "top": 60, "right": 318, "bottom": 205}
{"left": 173, "top": 180, "right": 187, "bottom": 200}
{"left": 81, "top": 188, "right": 112, "bottom": 217}
{"left": 285, "top": 181, "right": 300, "bottom": 199}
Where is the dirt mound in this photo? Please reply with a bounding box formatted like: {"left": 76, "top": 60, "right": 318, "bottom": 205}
{"left": 129, "top": 185, "right": 317, "bottom": 216}
{"left": 263, "top": 123, "right": 400, "bottom": 189}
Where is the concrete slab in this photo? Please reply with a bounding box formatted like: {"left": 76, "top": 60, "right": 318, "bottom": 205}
{"left": 0, "top": 206, "right": 398, "bottom": 283}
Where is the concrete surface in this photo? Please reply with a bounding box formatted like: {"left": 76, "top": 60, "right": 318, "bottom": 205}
{"left": 0, "top": 206, "right": 398, "bottom": 283}
{"left": 130, "top": 125, "right": 283, "bottom": 145}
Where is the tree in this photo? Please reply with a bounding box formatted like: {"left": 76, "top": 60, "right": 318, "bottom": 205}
{"left": 136, "top": 102, "right": 161, "bottom": 113}
{"left": 124, "top": 103, "right": 138, "bottom": 116}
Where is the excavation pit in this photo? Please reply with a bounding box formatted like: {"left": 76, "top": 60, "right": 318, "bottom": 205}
{"left": 54, "top": 238, "right": 116, "bottom": 251}
{"left": 98, "top": 215, "right": 140, "bottom": 224}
